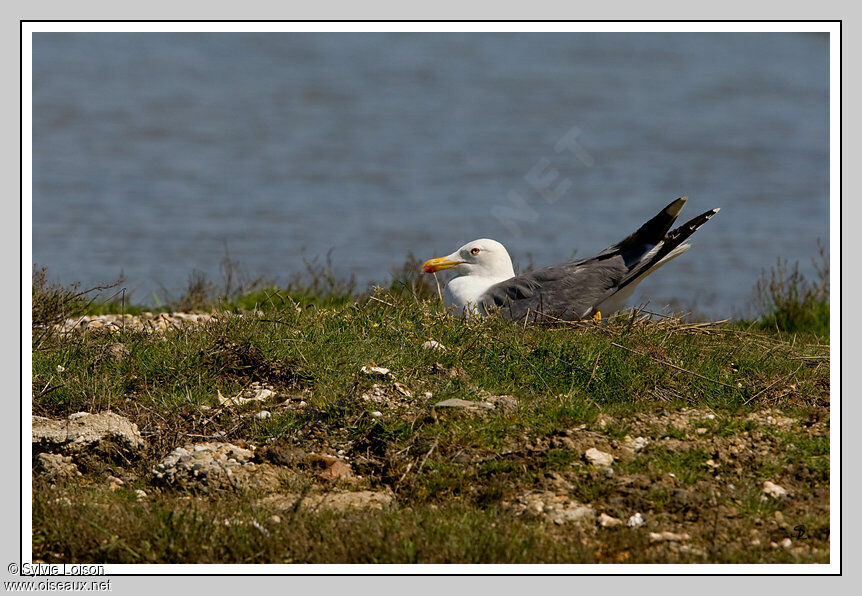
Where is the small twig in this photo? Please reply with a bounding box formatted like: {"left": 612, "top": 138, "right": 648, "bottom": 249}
{"left": 610, "top": 341, "right": 737, "bottom": 389}
{"left": 37, "top": 384, "right": 63, "bottom": 399}
{"left": 743, "top": 364, "right": 805, "bottom": 406}
{"left": 368, "top": 295, "right": 396, "bottom": 308}
{"left": 395, "top": 461, "right": 414, "bottom": 488}
{"left": 432, "top": 272, "right": 443, "bottom": 305}
{"left": 416, "top": 437, "right": 439, "bottom": 475}
{"left": 586, "top": 354, "right": 601, "bottom": 390}
{"left": 38, "top": 374, "right": 55, "bottom": 396}
{"left": 630, "top": 307, "right": 677, "bottom": 320}
{"left": 678, "top": 319, "right": 730, "bottom": 331}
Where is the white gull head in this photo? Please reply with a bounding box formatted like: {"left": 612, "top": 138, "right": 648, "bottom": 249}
{"left": 422, "top": 238, "right": 515, "bottom": 316}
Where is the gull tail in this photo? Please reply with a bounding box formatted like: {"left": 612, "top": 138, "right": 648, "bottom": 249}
{"left": 597, "top": 197, "right": 688, "bottom": 266}
{"left": 583, "top": 205, "right": 719, "bottom": 319}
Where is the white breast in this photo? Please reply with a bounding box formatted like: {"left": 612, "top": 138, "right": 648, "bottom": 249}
{"left": 443, "top": 276, "right": 504, "bottom": 317}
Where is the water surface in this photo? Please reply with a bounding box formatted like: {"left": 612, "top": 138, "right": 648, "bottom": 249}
{"left": 32, "top": 32, "right": 830, "bottom": 317}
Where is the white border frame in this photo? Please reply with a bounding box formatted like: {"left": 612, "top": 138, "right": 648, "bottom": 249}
{"left": 21, "top": 20, "right": 841, "bottom": 576}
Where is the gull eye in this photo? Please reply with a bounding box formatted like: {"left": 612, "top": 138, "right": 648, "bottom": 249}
{"left": 470, "top": 247, "right": 481, "bottom": 255}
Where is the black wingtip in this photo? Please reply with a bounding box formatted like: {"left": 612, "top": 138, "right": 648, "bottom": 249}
{"left": 666, "top": 207, "right": 720, "bottom": 242}
{"left": 597, "top": 196, "right": 691, "bottom": 260}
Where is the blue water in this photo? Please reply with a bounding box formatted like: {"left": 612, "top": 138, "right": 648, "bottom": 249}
{"left": 32, "top": 32, "right": 830, "bottom": 318}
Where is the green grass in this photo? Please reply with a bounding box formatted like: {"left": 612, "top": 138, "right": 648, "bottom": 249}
{"left": 31, "top": 262, "right": 831, "bottom": 564}
{"left": 619, "top": 448, "right": 711, "bottom": 485}
{"left": 753, "top": 242, "right": 830, "bottom": 336}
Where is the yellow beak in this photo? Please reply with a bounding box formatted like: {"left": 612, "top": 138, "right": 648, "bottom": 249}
{"left": 422, "top": 256, "right": 463, "bottom": 274}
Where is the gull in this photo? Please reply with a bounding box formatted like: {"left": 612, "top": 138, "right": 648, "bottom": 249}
{"left": 421, "top": 197, "right": 719, "bottom": 320}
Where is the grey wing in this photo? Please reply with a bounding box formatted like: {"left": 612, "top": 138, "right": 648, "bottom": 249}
{"left": 480, "top": 256, "right": 629, "bottom": 321}
{"left": 480, "top": 202, "right": 720, "bottom": 322}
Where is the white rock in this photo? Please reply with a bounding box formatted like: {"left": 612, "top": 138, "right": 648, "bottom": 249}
{"left": 763, "top": 481, "right": 788, "bottom": 498}
{"left": 627, "top": 512, "right": 645, "bottom": 528}
{"left": 218, "top": 387, "right": 275, "bottom": 406}
{"left": 255, "top": 411, "right": 271, "bottom": 420}
{"left": 370, "top": 411, "right": 383, "bottom": 418}
{"left": 424, "top": 392, "right": 433, "bottom": 398}
{"left": 33, "top": 411, "right": 144, "bottom": 453}
{"left": 56, "top": 365, "right": 65, "bottom": 373}
{"left": 625, "top": 436, "right": 649, "bottom": 452}
{"left": 254, "top": 388, "right": 275, "bottom": 401}
{"left": 555, "top": 505, "right": 595, "bottom": 524}
{"left": 585, "top": 447, "right": 614, "bottom": 467}
{"left": 135, "top": 489, "right": 147, "bottom": 500}
{"left": 422, "top": 340, "right": 446, "bottom": 351}
{"left": 598, "top": 513, "right": 623, "bottom": 528}
{"left": 360, "top": 365, "right": 391, "bottom": 377}
{"left": 649, "top": 531, "right": 691, "bottom": 543}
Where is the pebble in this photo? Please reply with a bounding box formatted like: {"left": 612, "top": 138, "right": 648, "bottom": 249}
{"left": 269, "top": 515, "right": 282, "bottom": 524}
{"left": 422, "top": 340, "right": 446, "bottom": 351}
{"left": 762, "top": 481, "right": 788, "bottom": 498}
{"left": 255, "top": 411, "right": 271, "bottom": 420}
{"left": 424, "top": 392, "right": 433, "bottom": 398}
{"left": 370, "top": 411, "right": 383, "bottom": 418}
{"left": 598, "top": 513, "right": 623, "bottom": 528}
{"left": 318, "top": 457, "right": 355, "bottom": 481}
{"left": 696, "top": 427, "right": 708, "bottom": 435}
{"left": 627, "top": 512, "right": 645, "bottom": 528}
{"left": 218, "top": 387, "right": 275, "bottom": 406}
{"left": 134, "top": 489, "right": 147, "bottom": 500}
{"left": 34, "top": 453, "right": 80, "bottom": 479}
{"left": 649, "top": 531, "right": 691, "bottom": 543}
{"left": 624, "top": 436, "right": 649, "bottom": 452}
{"left": 360, "top": 365, "right": 391, "bottom": 378}
{"left": 255, "top": 389, "right": 275, "bottom": 401}
{"left": 56, "top": 365, "right": 65, "bottom": 373}
{"left": 584, "top": 447, "right": 614, "bottom": 467}
{"left": 434, "top": 398, "right": 494, "bottom": 410}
